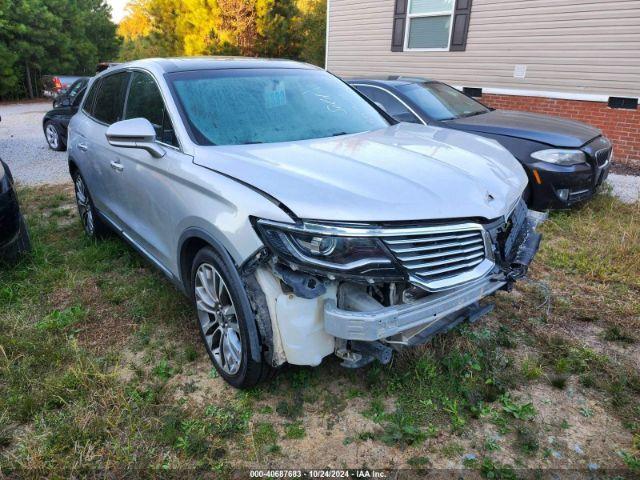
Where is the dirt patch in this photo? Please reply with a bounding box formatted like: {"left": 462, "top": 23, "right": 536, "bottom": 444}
{"left": 75, "top": 277, "right": 137, "bottom": 353}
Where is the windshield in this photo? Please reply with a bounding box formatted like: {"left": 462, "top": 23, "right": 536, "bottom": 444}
{"left": 398, "top": 82, "right": 489, "bottom": 121}
{"left": 168, "top": 68, "right": 388, "bottom": 146}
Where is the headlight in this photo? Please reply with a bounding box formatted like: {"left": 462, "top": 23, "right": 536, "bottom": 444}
{"left": 254, "top": 219, "right": 404, "bottom": 280}
{"left": 531, "top": 149, "right": 587, "bottom": 166}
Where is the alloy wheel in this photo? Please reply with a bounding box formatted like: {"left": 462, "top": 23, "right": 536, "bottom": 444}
{"left": 45, "top": 124, "right": 59, "bottom": 149}
{"left": 74, "top": 175, "right": 94, "bottom": 235}
{"left": 194, "top": 263, "right": 242, "bottom": 375}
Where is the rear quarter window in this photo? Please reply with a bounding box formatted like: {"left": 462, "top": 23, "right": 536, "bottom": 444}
{"left": 82, "top": 79, "right": 100, "bottom": 116}
{"left": 92, "top": 72, "right": 130, "bottom": 125}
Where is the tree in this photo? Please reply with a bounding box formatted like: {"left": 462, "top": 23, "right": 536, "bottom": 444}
{"left": 296, "top": 0, "right": 326, "bottom": 67}
{"left": 115, "top": 0, "right": 327, "bottom": 65}
{"left": 0, "top": 0, "right": 120, "bottom": 99}
{"left": 255, "top": 0, "right": 302, "bottom": 58}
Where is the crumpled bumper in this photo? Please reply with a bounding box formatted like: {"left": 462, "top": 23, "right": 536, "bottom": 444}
{"left": 324, "top": 275, "right": 505, "bottom": 341}
{"left": 324, "top": 205, "right": 543, "bottom": 343}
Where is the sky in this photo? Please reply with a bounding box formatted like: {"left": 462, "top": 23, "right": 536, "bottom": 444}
{"left": 107, "top": 0, "right": 128, "bottom": 24}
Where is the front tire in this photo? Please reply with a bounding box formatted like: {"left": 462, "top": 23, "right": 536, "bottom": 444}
{"left": 72, "top": 170, "right": 108, "bottom": 238}
{"left": 44, "top": 121, "right": 65, "bottom": 151}
{"left": 191, "top": 246, "right": 272, "bottom": 388}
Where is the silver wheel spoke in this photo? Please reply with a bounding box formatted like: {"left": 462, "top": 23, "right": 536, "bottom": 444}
{"left": 194, "top": 262, "right": 242, "bottom": 375}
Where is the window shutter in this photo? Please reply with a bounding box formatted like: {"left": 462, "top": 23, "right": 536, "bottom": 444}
{"left": 391, "top": 0, "right": 408, "bottom": 52}
{"left": 450, "top": 0, "right": 473, "bottom": 51}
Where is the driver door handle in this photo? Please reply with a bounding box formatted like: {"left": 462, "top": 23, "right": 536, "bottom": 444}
{"left": 110, "top": 160, "right": 124, "bottom": 172}
{"left": 78, "top": 142, "right": 88, "bottom": 151}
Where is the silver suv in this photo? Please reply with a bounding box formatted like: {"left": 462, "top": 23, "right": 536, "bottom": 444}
{"left": 68, "top": 58, "right": 541, "bottom": 388}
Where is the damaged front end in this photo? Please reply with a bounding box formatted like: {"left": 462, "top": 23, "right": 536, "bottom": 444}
{"left": 243, "top": 200, "right": 543, "bottom": 369}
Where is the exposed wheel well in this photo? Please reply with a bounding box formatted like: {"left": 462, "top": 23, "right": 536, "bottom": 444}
{"left": 179, "top": 236, "right": 211, "bottom": 296}
{"left": 68, "top": 158, "right": 79, "bottom": 177}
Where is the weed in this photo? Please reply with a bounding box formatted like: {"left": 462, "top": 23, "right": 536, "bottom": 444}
{"left": 579, "top": 406, "right": 594, "bottom": 418}
{"left": 153, "top": 359, "right": 174, "bottom": 381}
{"left": 379, "top": 410, "right": 426, "bottom": 447}
{"left": 499, "top": 394, "right": 536, "bottom": 421}
{"left": 441, "top": 442, "right": 464, "bottom": 459}
{"left": 484, "top": 437, "right": 501, "bottom": 452}
{"left": 184, "top": 345, "right": 198, "bottom": 362}
{"left": 480, "top": 457, "right": 517, "bottom": 480}
{"left": 205, "top": 404, "right": 250, "bottom": 437}
{"left": 276, "top": 396, "right": 303, "bottom": 419}
{"left": 520, "top": 357, "right": 543, "bottom": 380}
{"left": 548, "top": 373, "right": 568, "bottom": 390}
{"left": 603, "top": 326, "right": 635, "bottom": 344}
{"left": 35, "top": 305, "right": 86, "bottom": 331}
{"left": 516, "top": 424, "right": 539, "bottom": 455}
{"left": 284, "top": 421, "right": 306, "bottom": 439}
{"left": 407, "top": 456, "right": 431, "bottom": 467}
{"left": 362, "top": 398, "right": 386, "bottom": 423}
{"left": 253, "top": 422, "right": 279, "bottom": 457}
{"left": 620, "top": 451, "right": 640, "bottom": 472}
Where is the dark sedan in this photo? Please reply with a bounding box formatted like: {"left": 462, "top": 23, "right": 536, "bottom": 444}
{"left": 43, "top": 82, "right": 87, "bottom": 151}
{"left": 52, "top": 77, "right": 89, "bottom": 108}
{"left": 349, "top": 77, "right": 612, "bottom": 210}
{"left": 0, "top": 159, "right": 31, "bottom": 263}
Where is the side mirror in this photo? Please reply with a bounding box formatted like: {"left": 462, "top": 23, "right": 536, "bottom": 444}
{"left": 61, "top": 97, "right": 72, "bottom": 107}
{"left": 105, "top": 118, "right": 165, "bottom": 158}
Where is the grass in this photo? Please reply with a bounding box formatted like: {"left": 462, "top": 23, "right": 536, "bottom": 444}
{"left": 0, "top": 185, "right": 639, "bottom": 473}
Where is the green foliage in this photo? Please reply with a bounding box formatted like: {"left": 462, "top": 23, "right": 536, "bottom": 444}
{"left": 117, "top": 0, "right": 326, "bottom": 66}
{"left": 284, "top": 421, "right": 306, "bottom": 439}
{"left": 0, "top": 0, "right": 120, "bottom": 99}
{"left": 499, "top": 394, "right": 536, "bottom": 421}
{"left": 35, "top": 305, "right": 86, "bottom": 331}
{"left": 480, "top": 458, "right": 517, "bottom": 480}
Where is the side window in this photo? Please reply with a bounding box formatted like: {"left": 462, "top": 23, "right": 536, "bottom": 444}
{"left": 356, "top": 86, "right": 421, "bottom": 124}
{"left": 82, "top": 79, "right": 100, "bottom": 116}
{"left": 72, "top": 88, "right": 86, "bottom": 107}
{"left": 124, "top": 71, "right": 178, "bottom": 147}
{"left": 93, "top": 72, "right": 130, "bottom": 125}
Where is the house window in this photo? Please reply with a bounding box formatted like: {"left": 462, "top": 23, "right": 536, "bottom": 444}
{"left": 406, "top": 0, "right": 455, "bottom": 50}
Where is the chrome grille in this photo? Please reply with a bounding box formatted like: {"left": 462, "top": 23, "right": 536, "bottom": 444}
{"left": 383, "top": 227, "right": 487, "bottom": 284}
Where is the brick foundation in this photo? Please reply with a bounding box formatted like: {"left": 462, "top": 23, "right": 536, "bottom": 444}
{"left": 479, "top": 94, "right": 640, "bottom": 172}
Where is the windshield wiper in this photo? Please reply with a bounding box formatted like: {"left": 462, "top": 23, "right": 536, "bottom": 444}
{"left": 459, "top": 111, "right": 487, "bottom": 119}
{"left": 242, "top": 141, "right": 263, "bottom": 144}
{"left": 331, "top": 131, "right": 349, "bottom": 137}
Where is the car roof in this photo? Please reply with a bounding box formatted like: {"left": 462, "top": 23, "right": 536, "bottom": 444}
{"left": 103, "top": 57, "right": 319, "bottom": 75}
{"left": 347, "top": 76, "right": 437, "bottom": 87}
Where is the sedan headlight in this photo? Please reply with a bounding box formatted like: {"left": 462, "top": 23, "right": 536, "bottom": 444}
{"left": 254, "top": 219, "right": 403, "bottom": 279}
{"left": 531, "top": 149, "right": 587, "bottom": 166}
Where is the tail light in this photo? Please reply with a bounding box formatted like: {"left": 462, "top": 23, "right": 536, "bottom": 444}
{"left": 53, "top": 77, "right": 62, "bottom": 91}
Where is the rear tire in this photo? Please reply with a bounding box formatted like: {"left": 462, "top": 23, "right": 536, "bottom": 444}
{"left": 191, "top": 246, "right": 273, "bottom": 388}
{"left": 72, "top": 170, "right": 109, "bottom": 239}
{"left": 44, "top": 121, "right": 65, "bottom": 151}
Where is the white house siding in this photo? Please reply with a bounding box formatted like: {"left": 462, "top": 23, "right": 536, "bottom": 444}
{"left": 326, "top": 0, "right": 640, "bottom": 97}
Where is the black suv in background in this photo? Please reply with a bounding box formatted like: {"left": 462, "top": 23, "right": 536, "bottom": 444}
{"left": 349, "top": 77, "right": 612, "bottom": 210}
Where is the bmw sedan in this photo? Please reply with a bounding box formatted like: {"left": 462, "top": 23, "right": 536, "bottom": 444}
{"left": 349, "top": 77, "right": 612, "bottom": 210}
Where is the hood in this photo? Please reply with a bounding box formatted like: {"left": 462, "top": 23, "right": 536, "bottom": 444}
{"left": 446, "top": 110, "right": 601, "bottom": 148}
{"left": 194, "top": 123, "right": 528, "bottom": 223}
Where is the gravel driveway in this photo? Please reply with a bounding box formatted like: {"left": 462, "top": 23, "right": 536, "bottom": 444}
{"left": 0, "top": 100, "right": 638, "bottom": 204}
{"left": 0, "top": 101, "right": 70, "bottom": 186}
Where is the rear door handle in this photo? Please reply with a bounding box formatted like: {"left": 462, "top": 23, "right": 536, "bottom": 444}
{"left": 110, "top": 160, "right": 124, "bottom": 172}
{"left": 78, "top": 142, "right": 88, "bottom": 151}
